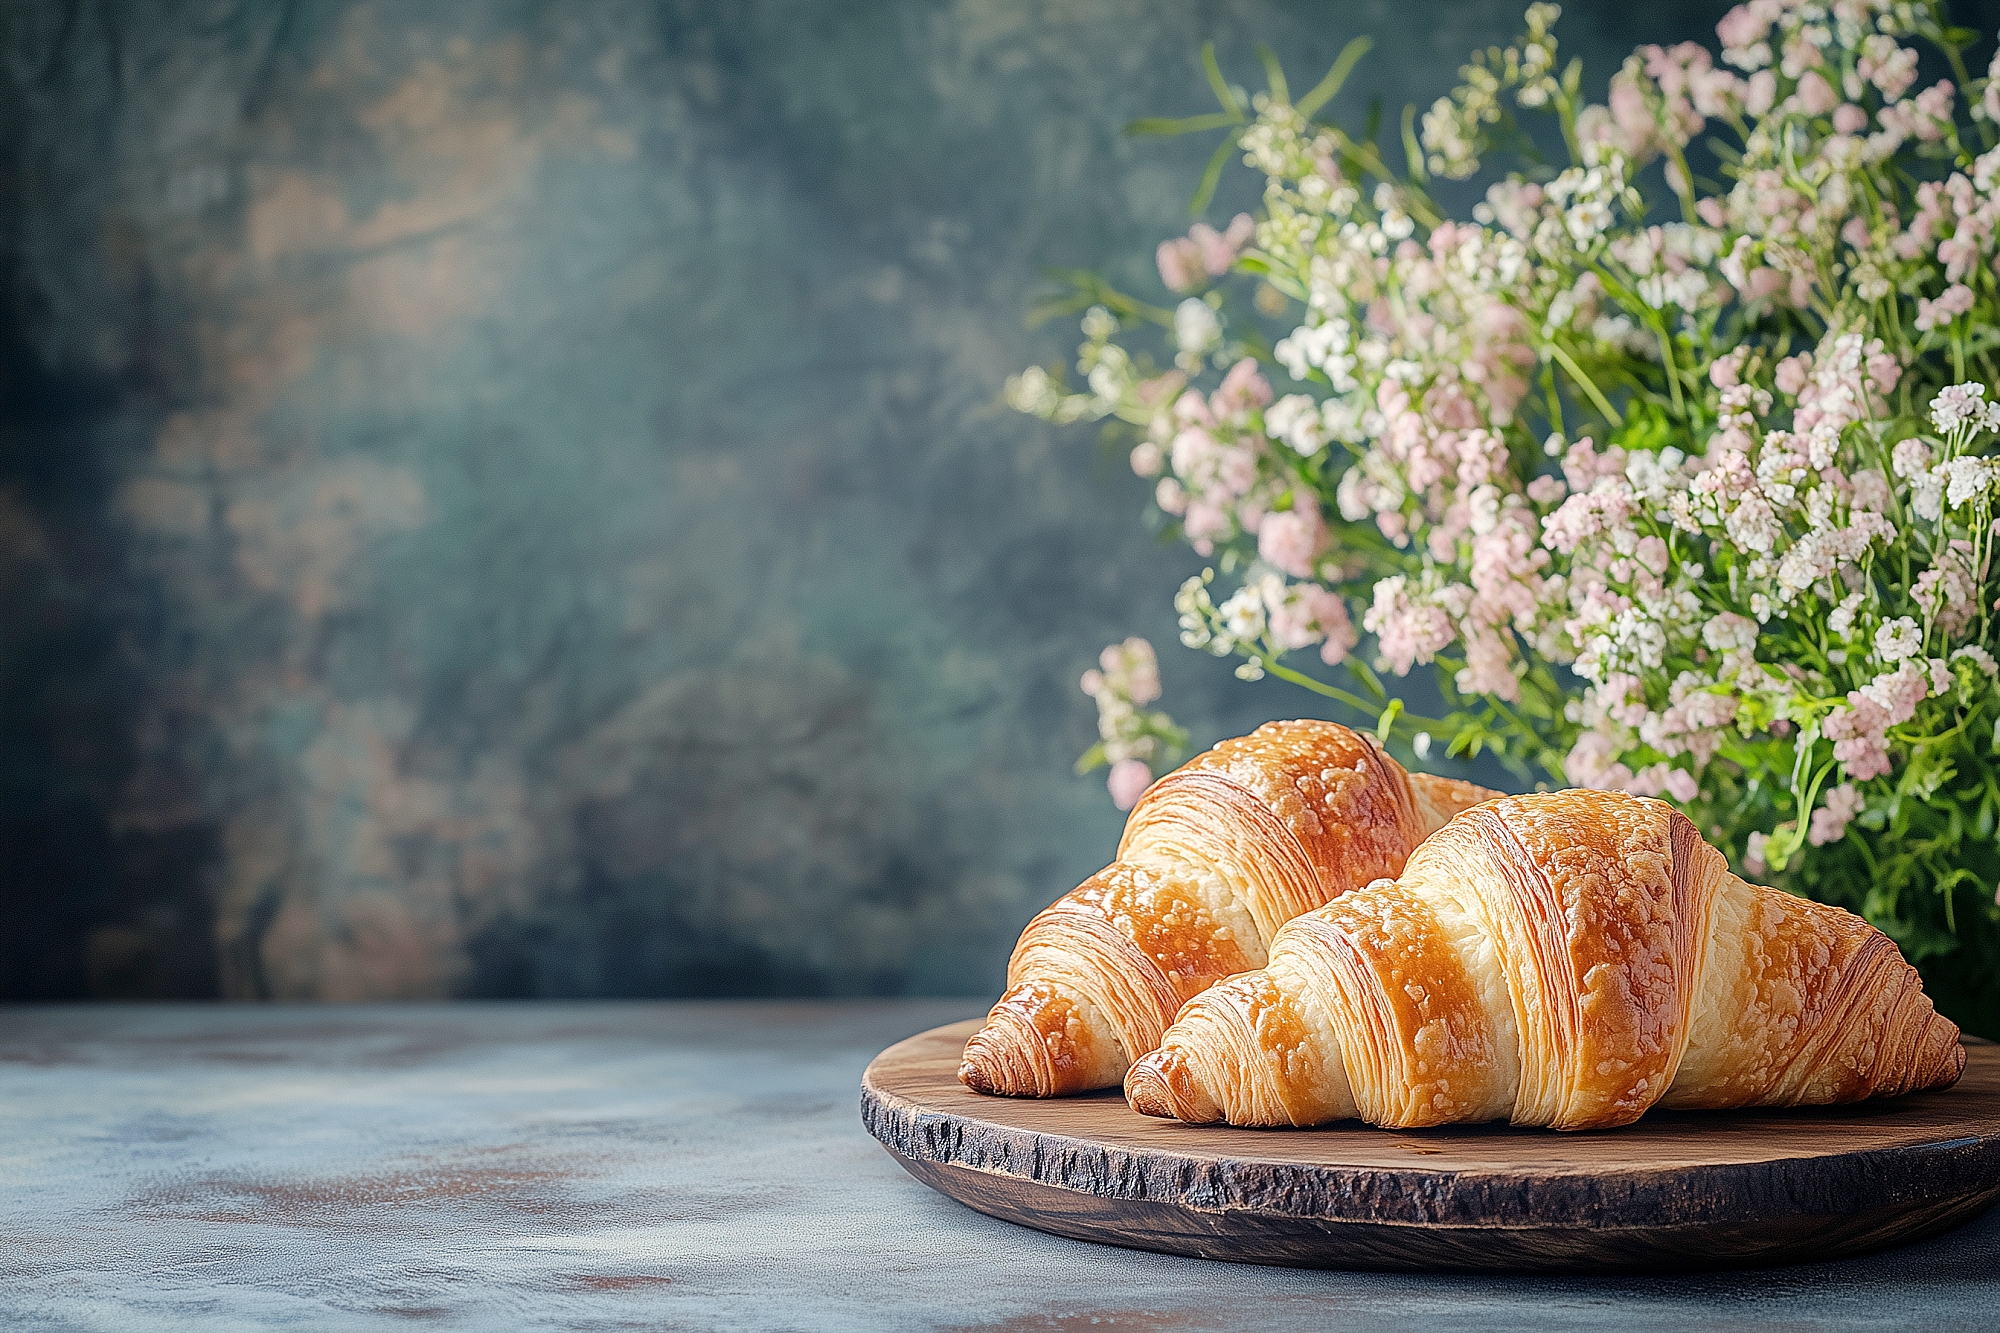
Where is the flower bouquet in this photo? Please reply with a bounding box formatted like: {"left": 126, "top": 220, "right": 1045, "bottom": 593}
{"left": 1011, "top": 1, "right": 2000, "bottom": 1036}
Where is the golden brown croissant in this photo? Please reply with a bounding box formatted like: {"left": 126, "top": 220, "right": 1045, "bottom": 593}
{"left": 1125, "top": 789, "right": 1965, "bottom": 1130}
{"left": 959, "top": 720, "right": 1498, "bottom": 1097}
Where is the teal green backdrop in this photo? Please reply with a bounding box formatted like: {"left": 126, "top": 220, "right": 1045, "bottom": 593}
{"left": 0, "top": 0, "right": 1799, "bottom": 998}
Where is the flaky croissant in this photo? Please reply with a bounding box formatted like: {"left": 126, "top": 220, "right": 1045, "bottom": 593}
{"left": 959, "top": 720, "right": 1497, "bottom": 1097}
{"left": 1126, "top": 789, "right": 1965, "bottom": 1130}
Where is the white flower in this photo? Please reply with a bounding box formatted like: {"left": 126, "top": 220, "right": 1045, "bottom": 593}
{"left": 1911, "top": 471, "right": 1945, "bottom": 521}
{"left": 1265, "top": 394, "right": 1329, "bottom": 457}
{"left": 1828, "top": 592, "right": 1865, "bottom": 637}
{"left": 1219, "top": 585, "right": 1267, "bottom": 641}
{"left": 1891, "top": 437, "right": 1932, "bottom": 479}
{"left": 1271, "top": 319, "right": 1356, "bottom": 389}
{"left": 1943, "top": 457, "right": 1998, "bottom": 509}
{"left": 1005, "top": 365, "right": 1059, "bottom": 416}
{"left": 1725, "top": 495, "right": 1782, "bottom": 553}
{"left": 1953, "top": 645, "right": 2000, "bottom": 677}
{"left": 1874, "top": 616, "right": 1923, "bottom": 663}
{"left": 1566, "top": 200, "right": 1614, "bottom": 242}
{"left": 1930, "top": 382, "right": 1995, "bottom": 437}
{"left": 1174, "top": 299, "right": 1220, "bottom": 357}
{"left": 1928, "top": 657, "right": 1955, "bottom": 696}
{"left": 1701, "top": 612, "right": 1759, "bottom": 652}
{"left": 1744, "top": 831, "right": 1770, "bottom": 876}
{"left": 1627, "top": 448, "right": 1688, "bottom": 502}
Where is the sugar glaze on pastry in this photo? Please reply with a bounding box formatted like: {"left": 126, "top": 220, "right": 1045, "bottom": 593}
{"left": 958, "top": 720, "right": 1497, "bottom": 1097}
{"left": 1125, "top": 789, "right": 1964, "bottom": 1130}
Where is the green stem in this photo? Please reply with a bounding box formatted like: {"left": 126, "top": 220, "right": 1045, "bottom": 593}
{"left": 1258, "top": 656, "right": 1451, "bottom": 733}
{"left": 1548, "top": 342, "right": 1623, "bottom": 428}
{"left": 1653, "top": 321, "right": 1685, "bottom": 421}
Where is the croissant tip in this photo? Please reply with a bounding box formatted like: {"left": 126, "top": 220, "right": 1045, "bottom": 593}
{"left": 958, "top": 1058, "right": 998, "bottom": 1094}
{"left": 1123, "top": 1052, "right": 1177, "bottom": 1119}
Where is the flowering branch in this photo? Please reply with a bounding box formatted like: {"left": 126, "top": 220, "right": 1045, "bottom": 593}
{"left": 1026, "top": 1, "right": 2000, "bottom": 1031}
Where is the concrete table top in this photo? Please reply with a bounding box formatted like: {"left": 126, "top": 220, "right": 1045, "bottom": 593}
{"left": 3, "top": 1001, "right": 1997, "bottom": 1331}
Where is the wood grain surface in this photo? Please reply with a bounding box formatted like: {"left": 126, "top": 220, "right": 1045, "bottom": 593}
{"left": 862, "top": 1019, "right": 2000, "bottom": 1273}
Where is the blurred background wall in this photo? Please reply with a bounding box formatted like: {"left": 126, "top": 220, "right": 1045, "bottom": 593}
{"left": 0, "top": 0, "right": 1750, "bottom": 1000}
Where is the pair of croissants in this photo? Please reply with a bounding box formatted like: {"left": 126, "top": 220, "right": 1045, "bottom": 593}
{"left": 960, "top": 720, "right": 1964, "bottom": 1131}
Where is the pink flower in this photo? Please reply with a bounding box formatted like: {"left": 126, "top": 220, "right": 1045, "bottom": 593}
{"left": 1190, "top": 214, "right": 1256, "bottom": 276}
{"left": 1832, "top": 103, "right": 1868, "bottom": 134}
{"left": 1173, "top": 389, "right": 1214, "bottom": 428}
{"left": 1310, "top": 589, "right": 1359, "bottom": 666}
{"left": 1662, "top": 768, "right": 1699, "bottom": 803}
{"left": 1455, "top": 430, "right": 1508, "bottom": 489}
{"left": 1634, "top": 535, "right": 1669, "bottom": 577}
{"left": 1609, "top": 77, "right": 1656, "bottom": 158}
{"left": 1796, "top": 71, "right": 1838, "bottom": 115}
{"left": 1565, "top": 731, "right": 1635, "bottom": 791}
{"left": 1861, "top": 36, "right": 1919, "bottom": 100}
{"left": 1775, "top": 354, "right": 1811, "bottom": 396}
{"left": 1560, "top": 436, "right": 1627, "bottom": 491}
{"left": 1107, "top": 759, "right": 1153, "bottom": 811}
{"left": 1714, "top": 4, "right": 1768, "bottom": 54}
{"left": 1916, "top": 283, "right": 1976, "bottom": 331}
{"left": 1913, "top": 81, "right": 1957, "bottom": 138}
{"left": 1157, "top": 238, "right": 1202, "bottom": 293}
{"left": 1211, "top": 358, "right": 1272, "bottom": 418}
{"left": 1455, "top": 625, "right": 1519, "bottom": 700}
{"left": 1362, "top": 577, "right": 1456, "bottom": 675}
{"left": 1745, "top": 70, "right": 1776, "bottom": 115}
{"left": 1865, "top": 345, "right": 1901, "bottom": 398}
{"left": 1831, "top": 734, "right": 1892, "bottom": 781}
{"left": 1183, "top": 500, "right": 1228, "bottom": 550}
{"left": 1257, "top": 504, "right": 1326, "bottom": 578}
{"left": 1808, "top": 783, "right": 1865, "bottom": 846}
{"left": 1541, "top": 477, "right": 1637, "bottom": 555}
{"left": 1858, "top": 661, "right": 1929, "bottom": 725}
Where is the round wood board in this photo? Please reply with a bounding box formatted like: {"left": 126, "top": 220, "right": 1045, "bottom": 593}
{"left": 861, "top": 1020, "right": 2000, "bottom": 1273}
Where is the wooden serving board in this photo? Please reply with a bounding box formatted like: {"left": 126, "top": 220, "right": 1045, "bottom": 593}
{"left": 862, "top": 1020, "right": 2000, "bottom": 1273}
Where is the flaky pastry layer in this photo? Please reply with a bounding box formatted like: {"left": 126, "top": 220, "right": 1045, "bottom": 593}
{"left": 960, "top": 720, "right": 1498, "bottom": 1096}
{"left": 1125, "top": 790, "right": 1964, "bottom": 1130}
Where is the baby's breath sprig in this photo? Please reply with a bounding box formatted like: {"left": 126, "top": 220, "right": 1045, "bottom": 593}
{"left": 1022, "top": 0, "right": 2000, "bottom": 1033}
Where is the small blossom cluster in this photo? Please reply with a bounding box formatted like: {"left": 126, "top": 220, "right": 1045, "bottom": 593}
{"left": 1078, "top": 638, "right": 1188, "bottom": 809}
{"left": 1176, "top": 567, "right": 1359, "bottom": 678}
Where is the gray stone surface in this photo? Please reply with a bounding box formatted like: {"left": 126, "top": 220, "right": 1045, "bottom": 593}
{"left": 3, "top": 1001, "right": 1997, "bottom": 1331}
{"left": 0, "top": 0, "right": 1785, "bottom": 1001}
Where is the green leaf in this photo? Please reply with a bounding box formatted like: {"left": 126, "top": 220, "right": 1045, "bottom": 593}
{"left": 1202, "top": 42, "right": 1244, "bottom": 119}
{"left": 1375, "top": 697, "right": 1404, "bottom": 744}
{"left": 1943, "top": 25, "right": 1979, "bottom": 48}
{"left": 1255, "top": 44, "right": 1289, "bottom": 105}
{"left": 1348, "top": 658, "right": 1389, "bottom": 702}
{"left": 1126, "top": 111, "right": 1242, "bottom": 137}
{"left": 1189, "top": 130, "right": 1242, "bottom": 217}
{"left": 1610, "top": 398, "right": 1675, "bottom": 454}
{"left": 1298, "top": 37, "right": 1372, "bottom": 118}
{"left": 1074, "top": 742, "right": 1108, "bottom": 775}
{"left": 1400, "top": 103, "right": 1426, "bottom": 183}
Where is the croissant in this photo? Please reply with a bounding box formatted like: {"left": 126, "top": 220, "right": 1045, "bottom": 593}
{"left": 1125, "top": 789, "right": 1965, "bottom": 1130}
{"left": 959, "top": 719, "right": 1498, "bottom": 1097}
